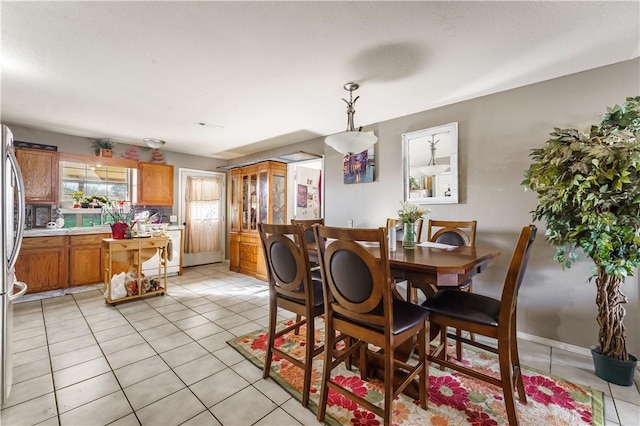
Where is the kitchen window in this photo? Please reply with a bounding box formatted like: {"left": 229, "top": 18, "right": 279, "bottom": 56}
{"left": 59, "top": 161, "right": 137, "bottom": 207}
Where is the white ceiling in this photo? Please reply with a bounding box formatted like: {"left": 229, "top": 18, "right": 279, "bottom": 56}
{"left": 1, "top": 1, "right": 638, "bottom": 160}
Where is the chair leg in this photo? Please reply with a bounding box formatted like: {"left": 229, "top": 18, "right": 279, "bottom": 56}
{"left": 263, "top": 304, "right": 278, "bottom": 380}
{"left": 466, "top": 282, "right": 475, "bottom": 344}
{"left": 510, "top": 318, "right": 527, "bottom": 404}
{"left": 359, "top": 341, "right": 368, "bottom": 380}
{"left": 301, "top": 314, "right": 314, "bottom": 407}
{"left": 294, "top": 314, "right": 302, "bottom": 335}
{"left": 383, "top": 344, "right": 394, "bottom": 426}
{"left": 439, "top": 326, "right": 447, "bottom": 371}
{"left": 418, "top": 325, "right": 428, "bottom": 410}
{"left": 455, "top": 328, "right": 463, "bottom": 361}
{"left": 498, "top": 337, "right": 519, "bottom": 426}
{"left": 317, "top": 317, "right": 335, "bottom": 423}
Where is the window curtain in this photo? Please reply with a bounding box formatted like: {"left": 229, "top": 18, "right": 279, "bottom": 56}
{"left": 184, "top": 176, "right": 220, "bottom": 254}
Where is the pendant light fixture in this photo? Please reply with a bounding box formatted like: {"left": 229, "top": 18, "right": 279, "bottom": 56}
{"left": 143, "top": 138, "right": 166, "bottom": 149}
{"left": 419, "top": 134, "right": 450, "bottom": 176}
{"left": 324, "top": 82, "right": 378, "bottom": 155}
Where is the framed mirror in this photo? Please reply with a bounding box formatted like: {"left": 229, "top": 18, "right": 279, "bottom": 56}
{"left": 402, "top": 122, "right": 458, "bottom": 204}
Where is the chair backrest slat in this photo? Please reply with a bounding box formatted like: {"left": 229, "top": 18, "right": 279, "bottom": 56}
{"left": 291, "top": 218, "right": 324, "bottom": 244}
{"left": 314, "top": 225, "right": 391, "bottom": 328}
{"left": 499, "top": 225, "right": 537, "bottom": 323}
{"left": 258, "top": 223, "right": 315, "bottom": 305}
{"left": 428, "top": 219, "right": 477, "bottom": 247}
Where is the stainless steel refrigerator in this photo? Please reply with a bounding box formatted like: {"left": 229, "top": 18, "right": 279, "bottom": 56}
{"left": 0, "top": 124, "right": 28, "bottom": 406}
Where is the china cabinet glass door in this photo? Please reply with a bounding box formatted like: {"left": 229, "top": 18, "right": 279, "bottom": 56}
{"left": 272, "top": 172, "right": 285, "bottom": 224}
{"left": 230, "top": 174, "right": 239, "bottom": 230}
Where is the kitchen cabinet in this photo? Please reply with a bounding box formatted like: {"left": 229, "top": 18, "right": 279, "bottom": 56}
{"left": 102, "top": 237, "right": 168, "bottom": 305}
{"left": 15, "top": 236, "right": 68, "bottom": 293}
{"left": 229, "top": 161, "right": 286, "bottom": 280}
{"left": 69, "top": 233, "right": 110, "bottom": 286}
{"left": 137, "top": 162, "right": 174, "bottom": 206}
{"left": 15, "top": 147, "right": 59, "bottom": 204}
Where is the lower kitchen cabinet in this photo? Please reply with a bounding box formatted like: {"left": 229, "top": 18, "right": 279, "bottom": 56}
{"left": 229, "top": 232, "right": 266, "bottom": 280}
{"left": 69, "top": 233, "right": 110, "bottom": 286}
{"left": 15, "top": 236, "right": 68, "bottom": 293}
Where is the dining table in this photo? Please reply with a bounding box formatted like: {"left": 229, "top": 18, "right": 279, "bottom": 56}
{"left": 385, "top": 241, "right": 500, "bottom": 299}
{"left": 307, "top": 239, "right": 500, "bottom": 297}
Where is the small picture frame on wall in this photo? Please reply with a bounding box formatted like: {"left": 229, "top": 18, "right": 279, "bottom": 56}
{"left": 343, "top": 146, "right": 375, "bottom": 184}
{"left": 34, "top": 206, "right": 49, "bottom": 227}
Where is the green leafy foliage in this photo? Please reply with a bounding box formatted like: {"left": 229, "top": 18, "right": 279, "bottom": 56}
{"left": 522, "top": 96, "right": 640, "bottom": 278}
{"left": 522, "top": 96, "right": 640, "bottom": 361}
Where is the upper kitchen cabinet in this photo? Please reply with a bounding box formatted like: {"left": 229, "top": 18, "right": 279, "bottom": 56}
{"left": 137, "top": 162, "right": 174, "bottom": 206}
{"left": 15, "top": 147, "right": 59, "bottom": 204}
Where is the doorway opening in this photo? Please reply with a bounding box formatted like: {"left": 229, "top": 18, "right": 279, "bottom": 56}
{"left": 288, "top": 158, "right": 323, "bottom": 220}
{"left": 178, "top": 168, "right": 226, "bottom": 266}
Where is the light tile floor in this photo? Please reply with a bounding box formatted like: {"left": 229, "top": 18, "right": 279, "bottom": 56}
{"left": 1, "top": 263, "right": 638, "bottom": 425}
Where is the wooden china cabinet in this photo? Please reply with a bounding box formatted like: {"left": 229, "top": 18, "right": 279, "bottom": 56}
{"left": 229, "top": 161, "right": 287, "bottom": 280}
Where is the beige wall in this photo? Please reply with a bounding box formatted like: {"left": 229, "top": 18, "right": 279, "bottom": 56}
{"left": 322, "top": 59, "right": 640, "bottom": 355}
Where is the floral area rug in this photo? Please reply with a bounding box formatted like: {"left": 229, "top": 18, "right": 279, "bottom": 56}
{"left": 228, "top": 319, "right": 604, "bottom": 426}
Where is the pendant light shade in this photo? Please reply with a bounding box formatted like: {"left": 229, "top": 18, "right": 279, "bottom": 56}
{"left": 325, "top": 82, "right": 377, "bottom": 155}
{"left": 418, "top": 134, "right": 450, "bottom": 175}
{"left": 144, "top": 138, "right": 166, "bottom": 149}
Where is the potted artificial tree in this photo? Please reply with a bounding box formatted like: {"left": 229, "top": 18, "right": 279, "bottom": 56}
{"left": 523, "top": 96, "right": 640, "bottom": 386}
{"left": 94, "top": 138, "right": 113, "bottom": 157}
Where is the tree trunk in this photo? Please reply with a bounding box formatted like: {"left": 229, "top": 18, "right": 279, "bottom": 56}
{"left": 595, "top": 266, "right": 628, "bottom": 361}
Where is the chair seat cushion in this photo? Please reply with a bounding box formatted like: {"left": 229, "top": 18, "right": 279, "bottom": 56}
{"left": 422, "top": 289, "right": 500, "bottom": 327}
{"left": 279, "top": 278, "right": 324, "bottom": 307}
{"left": 337, "top": 299, "right": 429, "bottom": 335}
{"left": 392, "top": 299, "right": 430, "bottom": 334}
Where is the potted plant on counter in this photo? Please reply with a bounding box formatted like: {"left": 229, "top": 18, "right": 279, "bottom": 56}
{"left": 71, "top": 191, "right": 85, "bottom": 208}
{"left": 522, "top": 96, "right": 640, "bottom": 386}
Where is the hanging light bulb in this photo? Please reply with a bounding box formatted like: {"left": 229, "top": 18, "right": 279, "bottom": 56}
{"left": 324, "top": 82, "right": 378, "bottom": 155}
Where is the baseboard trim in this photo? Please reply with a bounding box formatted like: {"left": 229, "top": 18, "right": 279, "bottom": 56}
{"left": 516, "top": 331, "right": 593, "bottom": 357}
{"left": 517, "top": 331, "right": 640, "bottom": 372}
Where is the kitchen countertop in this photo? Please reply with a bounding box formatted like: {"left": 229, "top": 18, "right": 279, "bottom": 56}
{"left": 23, "top": 224, "right": 183, "bottom": 237}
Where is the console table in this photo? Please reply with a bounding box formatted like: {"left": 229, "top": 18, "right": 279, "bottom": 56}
{"left": 102, "top": 236, "right": 168, "bottom": 305}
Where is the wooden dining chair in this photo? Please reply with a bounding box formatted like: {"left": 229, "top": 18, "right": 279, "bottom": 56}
{"left": 257, "top": 223, "right": 325, "bottom": 407}
{"left": 291, "top": 218, "right": 325, "bottom": 245}
{"left": 291, "top": 218, "right": 324, "bottom": 277}
{"left": 313, "top": 225, "right": 430, "bottom": 426}
{"left": 422, "top": 225, "right": 537, "bottom": 426}
{"left": 427, "top": 219, "right": 477, "bottom": 247}
{"left": 423, "top": 219, "right": 478, "bottom": 359}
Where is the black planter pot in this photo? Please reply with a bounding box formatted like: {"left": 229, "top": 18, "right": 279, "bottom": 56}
{"left": 590, "top": 345, "right": 638, "bottom": 386}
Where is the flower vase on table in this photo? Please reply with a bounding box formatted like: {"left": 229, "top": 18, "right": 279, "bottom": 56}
{"left": 402, "top": 222, "right": 416, "bottom": 249}
{"left": 397, "top": 201, "right": 430, "bottom": 250}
